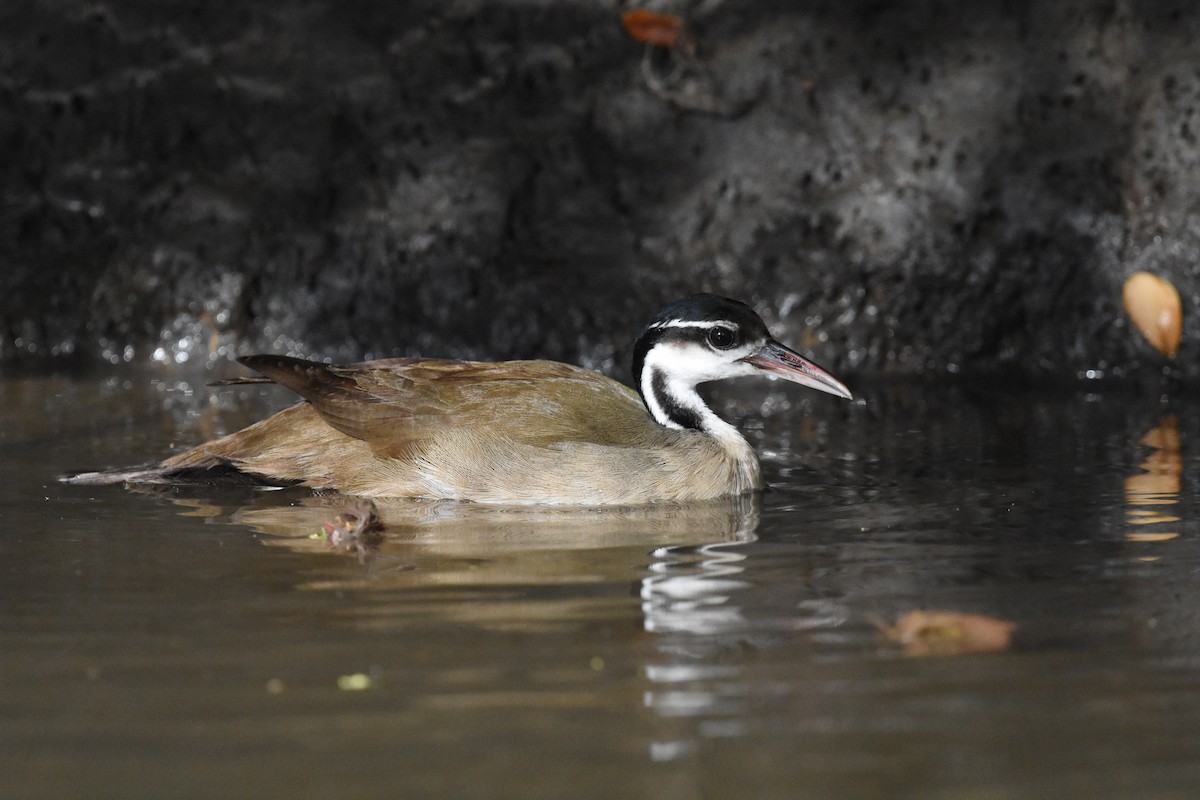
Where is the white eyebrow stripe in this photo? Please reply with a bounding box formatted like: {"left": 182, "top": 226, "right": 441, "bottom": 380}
{"left": 648, "top": 319, "right": 736, "bottom": 331}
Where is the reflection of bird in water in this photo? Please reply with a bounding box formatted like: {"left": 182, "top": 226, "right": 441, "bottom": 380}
{"left": 65, "top": 294, "right": 850, "bottom": 505}
{"left": 148, "top": 489, "right": 761, "bottom": 604}
{"left": 236, "top": 491, "right": 760, "bottom": 557}
{"left": 317, "top": 500, "right": 384, "bottom": 556}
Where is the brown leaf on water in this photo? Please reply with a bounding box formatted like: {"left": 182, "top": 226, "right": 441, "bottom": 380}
{"left": 1123, "top": 272, "right": 1182, "bottom": 357}
{"left": 621, "top": 9, "right": 690, "bottom": 49}
{"left": 879, "top": 610, "right": 1016, "bottom": 657}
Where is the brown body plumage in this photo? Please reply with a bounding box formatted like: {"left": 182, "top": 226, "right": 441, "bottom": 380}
{"left": 65, "top": 295, "right": 852, "bottom": 505}
{"left": 162, "top": 357, "right": 759, "bottom": 505}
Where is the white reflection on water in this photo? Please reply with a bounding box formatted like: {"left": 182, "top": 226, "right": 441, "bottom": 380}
{"left": 640, "top": 542, "right": 756, "bottom": 755}
{"left": 641, "top": 543, "right": 752, "bottom": 635}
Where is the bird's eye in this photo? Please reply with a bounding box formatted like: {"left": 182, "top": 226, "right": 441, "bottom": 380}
{"left": 707, "top": 326, "right": 737, "bottom": 349}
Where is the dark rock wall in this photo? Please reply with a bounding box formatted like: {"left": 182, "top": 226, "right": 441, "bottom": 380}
{"left": 3, "top": 0, "right": 1198, "bottom": 381}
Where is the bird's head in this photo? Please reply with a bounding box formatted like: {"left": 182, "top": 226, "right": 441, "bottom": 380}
{"left": 631, "top": 293, "right": 852, "bottom": 431}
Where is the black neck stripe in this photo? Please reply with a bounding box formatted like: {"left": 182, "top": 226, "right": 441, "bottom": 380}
{"left": 650, "top": 369, "right": 704, "bottom": 431}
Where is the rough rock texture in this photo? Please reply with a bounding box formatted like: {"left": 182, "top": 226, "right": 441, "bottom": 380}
{"left": 3, "top": 0, "right": 1199, "bottom": 381}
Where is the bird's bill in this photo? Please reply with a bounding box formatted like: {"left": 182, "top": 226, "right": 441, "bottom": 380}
{"left": 740, "top": 340, "right": 853, "bottom": 400}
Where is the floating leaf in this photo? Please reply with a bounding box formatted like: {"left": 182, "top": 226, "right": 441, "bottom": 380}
{"left": 1122, "top": 272, "right": 1182, "bottom": 357}
{"left": 621, "top": 9, "right": 688, "bottom": 49}
{"left": 880, "top": 610, "right": 1015, "bottom": 657}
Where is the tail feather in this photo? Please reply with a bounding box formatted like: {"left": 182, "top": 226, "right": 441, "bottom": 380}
{"left": 61, "top": 461, "right": 297, "bottom": 488}
{"left": 60, "top": 465, "right": 172, "bottom": 485}
{"left": 207, "top": 376, "right": 275, "bottom": 387}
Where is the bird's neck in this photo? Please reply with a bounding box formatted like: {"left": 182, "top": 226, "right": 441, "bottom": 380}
{"left": 638, "top": 365, "right": 745, "bottom": 443}
{"left": 640, "top": 366, "right": 762, "bottom": 493}
{"left": 641, "top": 367, "right": 703, "bottom": 431}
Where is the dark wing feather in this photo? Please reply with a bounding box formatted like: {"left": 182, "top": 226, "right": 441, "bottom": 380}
{"left": 235, "top": 355, "right": 652, "bottom": 459}
{"left": 238, "top": 355, "right": 359, "bottom": 396}
{"left": 236, "top": 355, "right": 429, "bottom": 453}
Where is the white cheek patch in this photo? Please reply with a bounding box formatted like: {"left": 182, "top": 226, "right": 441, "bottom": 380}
{"left": 644, "top": 341, "right": 759, "bottom": 383}
{"left": 638, "top": 342, "right": 757, "bottom": 448}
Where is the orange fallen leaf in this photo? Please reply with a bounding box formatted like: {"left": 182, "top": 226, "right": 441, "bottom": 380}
{"left": 1123, "top": 272, "right": 1182, "bottom": 357}
{"left": 880, "top": 610, "right": 1016, "bottom": 657}
{"left": 621, "top": 9, "right": 688, "bottom": 49}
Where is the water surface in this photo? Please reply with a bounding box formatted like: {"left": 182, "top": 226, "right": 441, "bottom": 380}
{"left": 2, "top": 366, "right": 1198, "bottom": 799}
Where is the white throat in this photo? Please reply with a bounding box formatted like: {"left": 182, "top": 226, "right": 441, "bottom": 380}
{"left": 638, "top": 351, "right": 761, "bottom": 493}
{"left": 638, "top": 343, "right": 753, "bottom": 449}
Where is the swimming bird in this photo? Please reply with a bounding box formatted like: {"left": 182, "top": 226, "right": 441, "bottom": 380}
{"left": 65, "top": 294, "right": 851, "bottom": 505}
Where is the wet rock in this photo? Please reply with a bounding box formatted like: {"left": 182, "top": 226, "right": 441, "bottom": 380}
{"left": 2, "top": 1, "right": 1199, "bottom": 382}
